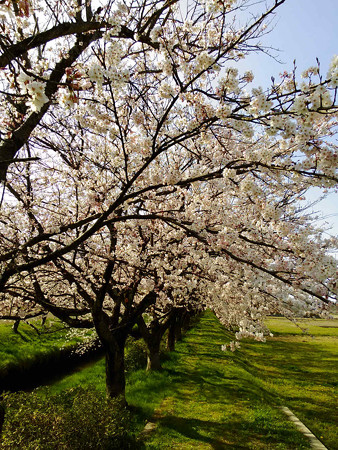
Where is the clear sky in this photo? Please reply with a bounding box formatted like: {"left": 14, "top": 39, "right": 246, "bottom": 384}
{"left": 236, "top": 0, "right": 338, "bottom": 238}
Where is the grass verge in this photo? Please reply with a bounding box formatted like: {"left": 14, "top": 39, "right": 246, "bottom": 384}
{"left": 0, "top": 319, "right": 95, "bottom": 381}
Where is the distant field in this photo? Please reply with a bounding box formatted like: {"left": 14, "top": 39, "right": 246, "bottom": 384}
{"left": 265, "top": 316, "right": 338, "bottom": 336}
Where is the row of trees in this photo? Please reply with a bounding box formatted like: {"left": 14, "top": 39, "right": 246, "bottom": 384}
{"left": 0, "top": 0, "right": 337, "bottom": 404}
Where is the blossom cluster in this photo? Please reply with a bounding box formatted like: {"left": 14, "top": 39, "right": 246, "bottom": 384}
{"left": 17, "top": 73, "right": 49, "bottom": 112}
{"left": 221, "top": 340, "right": 240, "bottom": 352}
{"left": 0, "top": 0, "right": 337, "bottom": 358}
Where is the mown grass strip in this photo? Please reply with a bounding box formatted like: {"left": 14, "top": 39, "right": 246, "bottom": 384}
{"left": 133, "top": 312, "right": 311, "bottom": 449}
{"left": 244, "top": 317, "right": 337, "bottom": 449}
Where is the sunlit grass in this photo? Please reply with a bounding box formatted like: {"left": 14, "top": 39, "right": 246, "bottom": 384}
{"left": 0, "top": 319, "right": 94, "bottom": 375}
{"left": 31, "top": 312, "right": 338, "bottom": 448}
{"left": 39, "top": 358, "right": 107, "bottom": 395}
{"left": 240, "top": 317, "right": 338, "bottom": 449}
{"left": 134, "top": 313, "right": 311, "bottom": 449}
{"left": 265, "top": 316, "right": 338, "bottom": 336}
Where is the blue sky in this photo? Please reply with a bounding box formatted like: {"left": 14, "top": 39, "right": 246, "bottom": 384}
{"left": 237, "top": 0, "right": 338, "bottom": 238}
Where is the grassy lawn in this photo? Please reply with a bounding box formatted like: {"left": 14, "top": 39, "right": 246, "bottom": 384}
{"left": 41, "top": 312, "right": 338, "bottom": 449}
{"left": 249, "top": 317, "right": 338, "bottom": 449}
{"left": 265, "top": 316, "right": 338, "bottom": 336}
{"left": 0, "top": 319, "right": 95, "bottom": 376}
{"left": 129, "top": 313, "right": 313, "bottom": 449}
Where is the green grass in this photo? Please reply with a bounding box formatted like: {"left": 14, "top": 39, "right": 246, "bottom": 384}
{"left": 0, "top": 319, "right": 95, "bottom": 375}
{"left": 130, "top": 314, "right": 312, "bottom": 449}
{"left": 39, "top": 357, "right": 107, "bottom": 394}
{"left": 138, "top": 314, "right": 337, "bottom": 449}
{"left": 265, "top": 316, "right": 338, "bottom": 336}
{"left": 244, "top": 316, "right": 338, "bottom": 449}
{"left": 35, "top": 337, "right": 148, "bottom": 394}
{"left": 24, "top": 313, "right": 338, "bottom": 448}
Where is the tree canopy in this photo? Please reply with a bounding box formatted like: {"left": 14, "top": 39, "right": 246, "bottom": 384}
{"left": 0, "top": 0, "right": 337, "bottom": 399}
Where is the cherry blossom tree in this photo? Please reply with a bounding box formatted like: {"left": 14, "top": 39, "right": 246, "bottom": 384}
{"left": 0, "top": 0, "right": 337, "bottom": 402}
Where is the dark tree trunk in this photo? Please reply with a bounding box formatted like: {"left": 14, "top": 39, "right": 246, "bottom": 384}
{"left": 167, "top": 320, "right": 176, "bottom": 352}
{"left": 92, "top": 310, "right": 128, "bottom": 404}
{"left": 105, "top": 337, "right": 127, "bottom": 402}
{"left": 146, "top": 335, "right": 162, "bottom": 371}
{"left": 182, "top": 311, "right": 191, "bottom": 331}
{"left": 137, "top": 312, "right": 173, "bottom": 371}
{"left": 175, "top": 320, "right": 182, "bottom": 341}
{"left": 175, "top": 309, "right": 191, "bottom": 341}
{"left": 12, "top": 319, "right": 20, "bottom": 333}
{"left": 92, "top": 289, "right": 157, "bottom": 402}
{"left": 166, "top": 308, "right": 186, "bottom": 350}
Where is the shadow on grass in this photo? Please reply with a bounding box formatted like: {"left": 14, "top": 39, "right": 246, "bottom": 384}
{"left": 131, "top": 312, "right": 335, "bottom": 448}
{"left": 154, "top": 412, "right": 308, "bottom": 449}
{"left": 158, "top": 415, "right": 246, "bottom": 449}
{"left": 161, "top": 364, "right": 275, "bottom": 412}
{"left": 237, "top": 339, "right": 337, "bottom": 391}
{"left": 231, "top": 334, "right": 337, "bottom": 448}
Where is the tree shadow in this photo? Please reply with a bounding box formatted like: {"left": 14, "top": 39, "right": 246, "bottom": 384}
{"left": 134, "top": 313, "right": 335, "bottom": 448}
{"left": 159, "top": 415, "right": 245, "bottom": 449}
{"left": 154, "top": 413, "right": 307, "bottom": 449}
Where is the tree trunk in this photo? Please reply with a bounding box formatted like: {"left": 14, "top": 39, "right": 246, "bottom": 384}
{"left": 182, "top": 311, "right": 191, "bottom": 331}
{"left": 175, "top": 320, "right": 182, "bottom": 341}
{"left": 146, "top": 339, "right": 162, "bottom": 371}
{"left": 137, "top": 314, "right": 172, "bottom": 371}
{"left": 167, "top": 320, "right": 176, "bottom": 352}
{"left": 93, "top": 290, "right": 157, "bottom": 403}
{"left": 92, "top": 312, "right": 128, "bottom": 403}
{"left": 12, "top": 319, "right": 20, "bottom": 333}
{"left": 105, "top": 337, "right": 127, "bottom": 402}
